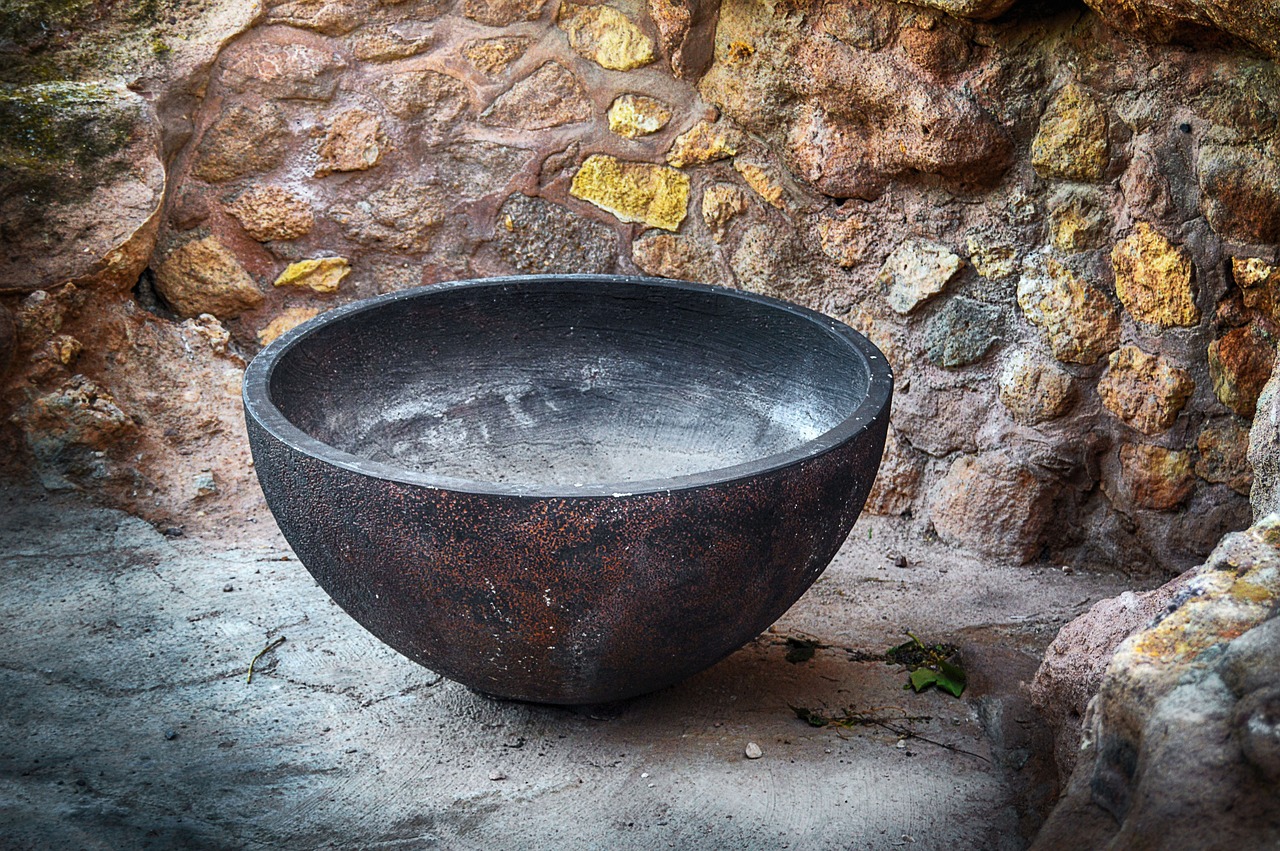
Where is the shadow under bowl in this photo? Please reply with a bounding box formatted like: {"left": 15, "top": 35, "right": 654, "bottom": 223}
{"left": 243, "top": 275, "right": 893, "bottom": 704}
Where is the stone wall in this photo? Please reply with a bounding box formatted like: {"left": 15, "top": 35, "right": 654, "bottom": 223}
{"left": 1, "top": 0, "right": 1277, "bottom": 568}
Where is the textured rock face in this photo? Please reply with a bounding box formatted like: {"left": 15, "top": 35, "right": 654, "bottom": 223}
{"left": 1, "top": 0, "right": 1277, "bottom": 570}
{"left": 1031, "top": 518, "right": 1280, "bottom": 850}
{"left": 1097, "top": 346, "right": 1194, "bottom": 435}
{"left": 930, "top": 453, "right": 1054, "bottom": 563}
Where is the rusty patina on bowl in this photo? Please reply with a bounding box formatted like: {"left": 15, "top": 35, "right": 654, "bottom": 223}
{"left": 243, "top": 275, "right": 892, "bottom": 704}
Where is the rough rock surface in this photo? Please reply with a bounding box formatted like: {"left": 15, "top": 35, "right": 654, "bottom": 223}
{"left": 1111, "top": 223, "right": 1199, "bottom": 328}
{"left": 1249, "top": 353, "right": 1280, "bottom": 519}
{"left": 0, "top": 83, "right": 165, "bottom": 295}
{"left": 1097, "top": 346, "right": 1194, "bottom": 435}
{"left": 1016, "top": 255, "right": 1121, "bottom": 365}
{"left": 153, "top": 236, "right": 265, "bottom": 319}
{"left": 878, "top": 240, "right": 964, "bottom": 315}
{"left": 1031, "top": 517, "right": 1280, "bottom": 851}
{"left": 930, "top": 453, "right": 1054, "bottom": 564}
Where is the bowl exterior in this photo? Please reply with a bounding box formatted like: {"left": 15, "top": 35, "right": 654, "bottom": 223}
{"left": 245, "top": 411, "right": 888, "bottom": 704}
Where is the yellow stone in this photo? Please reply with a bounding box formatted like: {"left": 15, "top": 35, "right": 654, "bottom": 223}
{"left": 1233, "top": 256, "right": 1279, "bottom": 289}
{"left": 273, "top": 257, "right": 351, "bottom": 294}
{"left": 1234, "top": 256, "right": 1280, "bottom": 323}
{"left": 666, "top": 120, "right": 740, "bottom": 168}
{"left": 733, "top": 161, "right": 785, "bottom": 209}
{"left": 701, "top": 183, "right": 749, "bottom": 242}
{"left": 258, "top": 307, "right": 321, "bottom": 345}
{"left": 607, "top": 94, "right": 672, "bottom": 138}
{"left": 570, "top": 154, "right": 689, "bottom": 232}
{"left": 1112, "top": 223, "right": 1199, "bottom": 327}
{"left": 558, "top": 3, "right": 654, "bottom": 71}
{"left": 1031, "top": 83, "right": 1108, "bottom": 182}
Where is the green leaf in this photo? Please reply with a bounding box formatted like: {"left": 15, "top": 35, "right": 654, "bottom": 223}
{"left": 935, "top": 674, "right": 965, "bottom": 698}
{"left": 909, "top": 668, "right": 939, "bottom": 692}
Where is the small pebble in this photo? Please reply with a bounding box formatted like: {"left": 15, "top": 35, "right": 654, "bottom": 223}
{"left": 895, "top": 738, "right": 907, "bottom": 749}
{"left": 222, "top": 584, "right": 234, "bottom": 593}
{"left": 892, "top": 554, "right": 908, "bottom": 568}
{"left": 745, "top": 742, "right": 763, "bottom": 759}
{"left": 489, "top": 770, "right": 507, "bottom": 781}
{"left": 164, "top": 730, "right": 177, "bottom": 741}
{"left": 1061, "top": 565, "right": 1075, "bottom": 575}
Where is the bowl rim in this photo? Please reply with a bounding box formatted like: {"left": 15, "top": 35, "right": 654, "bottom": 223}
{"left": 242, "top": 274, "right": 894, "bottom": 498}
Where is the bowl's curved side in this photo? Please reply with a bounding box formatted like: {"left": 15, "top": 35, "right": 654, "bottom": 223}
{"left": 245, "top": 407, "right": 890, "bottom": 704}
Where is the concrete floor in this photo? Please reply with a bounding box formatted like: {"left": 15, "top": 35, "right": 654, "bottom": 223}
{"left": 0, "top": 484, "right": 1138, "bottom": 850}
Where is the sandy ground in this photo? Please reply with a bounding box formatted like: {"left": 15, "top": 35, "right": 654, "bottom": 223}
{"left": 0, "top": 483, "right": 1141, "bottom": 850}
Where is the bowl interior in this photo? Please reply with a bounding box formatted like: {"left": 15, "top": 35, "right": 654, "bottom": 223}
{"left": 266, "top": 278, "right": 873, "bottom": 489}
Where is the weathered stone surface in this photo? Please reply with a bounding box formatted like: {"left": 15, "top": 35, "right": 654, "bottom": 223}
{"left": 491, "top": 194, "right": 616, "bottom": 275}
{"left": 1196, "top": 419, "right": 1253, "bottom": 496}
{"left": 1250, "top": 357, "right": 1280, "bottom": 518}
{"left": 570, "top": 155, "right": 690, "bottom": 232}
{"left": 930, "top": 452, "right": 1054, "bottom": 563}
{"left": 329, "top": 180, "right": 446, "bottom": 252}
{"left": 153, "top": 236, "right": 264, "bottom": 319}
{"left": 878, "top": 239, "right": 963, "bottom": 315}
{"left": 1097, "top": 345, "right": 1194, "bottom": 435}
{"left": 923, "top": 296, "right": 1001, "bottom": 369}
{"left": 648, "top": 0, "right": 720, "bottom": 78}
{"left": 998, "top": 351, "right": 1075, "bottom": 426}
{"left": 1082, "top": 0, "right": 1280, "bottom": 61}
{"left": 0, "top": 82, "right": 165, "bottom": 295}
{"left": 225, "top": 185, "right": 314, "bottom": 242}
{"left": 374, "top": 70, "right": 470, "bottom": 122}
{"left": 965, "top": 232, "right": 1017, "bottom": 281}
{"left": 777, "top": 33, "right": 1012, "bottom": 199}
{"left": 0, "top": 303, "right": 14, "bottom": 377}
{"left": 1234, "top": 256, "right": 1280, "bottom": 325}
{"left": 352, "top": 27, "right": 434, "bottom": 62}
{"left": 272, "top": 257, "right": 349, "bottom": 294}
{"left": 436, "top": 140, "right": 532, "bottom": 201}
{"left": 701, "top": 183, "right": 749, "bottom": 243}
{"left": 1029, "top": 581, "right": 1190, "bottom": 781}
{"left": 909, "top": 0, "right": 1017, "bottom": 20}
{"left": 607, "top": 94, "right": 672, "bottom": 138}
{"left": 257, "top": 306, "right": 320, "bottom": 345}
{"left": 220, "top": 41, "right": 346, "bottom": 101}
{"left": 817, "top": 215, "right": 870, "bottom": 268}
{"left": 1016, "top": 256, "right": 1121, "bottom": 365}
{"left": 1112, "top": 223, "right": 1199, "bottom": 327}
{"left": 631, "top": 231, "right": 718, "bottom": 283}
{"left": 1233, "top": 256, "right": 1280, "bottom": 290}
{"left": 1119, "top": 443, "right": 1195, "bottom": 510}
{"left": 314, "top": 109, "right": 383, "bottom": 177}
{"left": 22, "top": 375, "right": 133, "bottom": 487}
{"left": 732, "top": 160, "right": 786, "bottom": 210}
{"left": 461, "top": 0, "right": 546, "bottom": 26}
{"left": 192, "top": 101, "right": 288, "bottom": 184}
{"left": 1197, "top": 143, "right": 1280, "bottom": 244}
{"left": 1048, "top": 187, "right": 1110, "bottom": 253}
{"left": 558, "top": 3, "right": 655, "bottom": 71}
{"left": 462, "top": 36, "right": 530, "bottom": 76}
{"left": 665, "top": 119, "right": 741, "bottom": 167}
{"left": 1032, "top": 519, "right": 1280, "bottom": 850}
{"left": 481, "top": 62, "right": 591, "bottom": 130}
{"left": 1208, "top": 323, "right": 1276, "bottom": 418}
{"left": 1031, "top": 84, "right": 1109, "bottom": 182}
{"left": 266, "top": 0, "right": 368, "bottom": 35}
{"left": 863, "top": 427, "right": 924, "bottom": 517}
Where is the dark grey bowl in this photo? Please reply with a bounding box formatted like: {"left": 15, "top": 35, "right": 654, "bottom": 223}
{"left": 243, "top": 275, "right": 892, "bottom": 704}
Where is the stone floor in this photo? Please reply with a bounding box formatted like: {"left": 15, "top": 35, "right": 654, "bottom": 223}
{"left": 0, "top": 483, "right": 1141, "bottom": 850}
